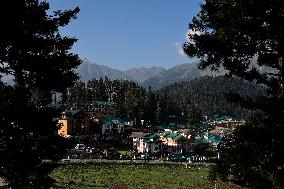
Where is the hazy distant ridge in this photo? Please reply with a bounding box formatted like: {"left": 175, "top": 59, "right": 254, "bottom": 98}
{"left": 141, "top": 63, "right": 226, "bottom": 90}
{"left": 76, "top": 59, "right": 276, "bottom": 90}
{"left": 76, "top": 60, "right": 224, "bottom": 90}
{"left": 77, "top": 60, "right": 135, "bottom": 82}
{"left": 1, "top": 60, "right": 226, "bottom": 89}
{"left": 77, "top": 60, "right": 168, "bottom": 84}
{"left": 125, "top": 67, "right": 166, "bottom": 82}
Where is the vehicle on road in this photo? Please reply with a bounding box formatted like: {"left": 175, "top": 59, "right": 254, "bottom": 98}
{"left": 74, "top": 143, "right": 86, "bottom": 150}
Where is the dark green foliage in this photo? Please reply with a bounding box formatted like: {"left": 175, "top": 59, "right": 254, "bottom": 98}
{"left": 66, "top": 76, "right": 264, "bottom": 126}
{"left": 0, "top": 85, "right": 71, "bottom": 188}
{"left": 183, "top": 0, "right": 284, "bottom": 188}
{"left": 216, "top": 117, "right": 284, "bottom": 188}
{"left": 183, "top": 0, "right": 284, "bottom": 100}
{"left": 159, "top": 76, "right": 265, "bottom": 120}
{"left": 0, "top": 0, "right": 81, "bottom": 188}
{"left": 65, "top": 77, "right": 181, "bottom": 125}
{"left": 142, "top": 63, "right": 203, "bottom": 90}
{"left": 144, "top": 90, "right": 158, "bottom": 124}
{"left": 0, "top": 1, "right": 81, "bottom": 91}
{"left": 66, "top": 78, "right": 147, "bottom": 122}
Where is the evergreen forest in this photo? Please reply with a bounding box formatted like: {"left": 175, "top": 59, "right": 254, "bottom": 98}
{"left": 63, "top": 76, "right": 265, "bottom": 125}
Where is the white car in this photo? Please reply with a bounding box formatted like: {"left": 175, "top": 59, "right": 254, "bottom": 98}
{"left": 74, "top": 143, "right": 86, "bottom": 150}
{"left": 141, "top": 154, "right": 149, "bottom": 159}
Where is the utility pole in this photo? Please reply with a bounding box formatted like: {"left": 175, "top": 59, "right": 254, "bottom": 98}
{"left": 278, "top": 57, "right": 284, "bottom": 96}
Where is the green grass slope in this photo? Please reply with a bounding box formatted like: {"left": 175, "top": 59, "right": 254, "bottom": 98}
{"left": 50, "top": 164, "right": 241, "bottom": 189}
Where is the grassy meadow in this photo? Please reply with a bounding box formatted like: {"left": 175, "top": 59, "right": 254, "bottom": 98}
{"left": 50, "top": 164, "right": 241, "bottom": 189}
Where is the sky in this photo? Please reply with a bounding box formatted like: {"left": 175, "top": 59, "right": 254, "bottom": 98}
{"left": 47, "top": 0, "right": 204, "bottom": 70}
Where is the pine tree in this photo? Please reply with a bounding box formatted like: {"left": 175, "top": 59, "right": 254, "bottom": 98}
{"left": 183, "top": 0, "right": 284, "bottom": 188}
{"left": 0, "top": 0, "right": 81, "bottom": 188}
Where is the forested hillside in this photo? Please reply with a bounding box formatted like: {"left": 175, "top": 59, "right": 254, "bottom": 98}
{"left": 142, "top": 63, "right": 201, "bottom": 90}
{"left": 63, "top": 76, "right": 266, "bottom": 124}
{"left": 62, "top": 78, "right": 147, "bottom": 119}
{"left": 141, "top": 63, "right": 226, "bottom": 90}
{"left": 158, "top": 76, "right": 266, "bottom": 119}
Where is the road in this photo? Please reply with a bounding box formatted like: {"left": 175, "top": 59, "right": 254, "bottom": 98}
{"left": 57, "top": 158, "right": 216, "bottom": 165}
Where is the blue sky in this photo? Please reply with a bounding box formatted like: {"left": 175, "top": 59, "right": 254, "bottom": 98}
{"left": 47, "top": 0, "right": 204, "bottom": 70}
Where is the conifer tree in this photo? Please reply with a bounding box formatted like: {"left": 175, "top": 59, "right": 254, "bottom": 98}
{"left": 183, "top": 0, "right": 284, "bottom": 188}
{"left": 0, "top": 0, "right": 81, "bottom": 188}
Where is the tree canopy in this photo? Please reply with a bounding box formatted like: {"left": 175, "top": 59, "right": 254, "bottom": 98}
{"left": 0, "top": 0, "right": 81, "bottom": 188}
{"left": 0, "top": 0, "right": 80, "bottom": 91}
{"left": 183, "top": 0, "right": 283, "bottom": 95}
{"left": 183, "top": 0, "right": 284, "bottom": 188}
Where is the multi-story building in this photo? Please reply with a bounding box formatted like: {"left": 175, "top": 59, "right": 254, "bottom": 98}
{"left": 141, "top": 134, "right": 162, "bottom": 154}
{"left": 130, "top": 132, "right": 151, "bottom": 152}
{"left": 63, "top": 101, "right": 118, "bottom": 117}
{"left": 100, "top": 116, "right": 125, "bottom": 140}
{"left": 57, "top": 110, "right": 94, "bottom": 138}
{"left": 57, "top": 101, "right": 122, "bottom": 139}
{"left": 160, "top": 132, "right": 190, "bottom": 154}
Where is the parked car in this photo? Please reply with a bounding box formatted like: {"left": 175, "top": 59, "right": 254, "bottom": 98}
{"left": 169, "top": 153, "right": 187, "bottom": 162}
{"left": 74, "top": 143, "right": 86, "bottom": 150}
{"left": 140, "top": 154, "right": 149, "bottom": 160}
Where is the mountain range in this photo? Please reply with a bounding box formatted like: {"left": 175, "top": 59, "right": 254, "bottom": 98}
{"left": 77, "top": 59, "right": 167, "bottom": 83}
{"left": 77, "top": 59, "right": 134, "bottom": 82}
{"left": 0, "top": 59, "right": 227, "bottom": 90}
{"left": 76, "top": 59, "right": 225, "bottom": 90}
{"left": 141, "top": 63, "right": 226, "bottom": 90}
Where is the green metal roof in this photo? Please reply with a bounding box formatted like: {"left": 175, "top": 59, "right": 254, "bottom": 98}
{"left": 151, "top": 124, "right": 179, "bottom": 131}
{"left": 121, "top": 117, "right": 134, "bottom": 122}
{"left": 143, "top": 139, "right": 152, "bottom": 143}
{"left": 93, "top": 101, "right": 116, "bottom": 106}
{"left": 194, "top": 123, "right": 210, "bottom": 129}
{"left": 62, "top": 110, "right": 81, "bottom": 118}
{"left": 143, "top": 134, "right": 160, "bottom": 143}
{"left": 196, "top": 138, "right": 209, "bottom": 144}
{"left": 100, "top": 116, "right": 122, "bottom": 125}
{"left": 165, "top": 133, "right": 179, "bottom": 139}
{"left": 209, "top": 115, "right": 233, "bottom": 121}
{"left": 169, "top": 125, "right": 178, "bottom": 131}
{"left": 48, "top": 103, "right": 62, "bottom": 109}
{"left": 144, "top": 134, "right": 158, "bottom": 139}
{"left": 173, "top": 135, "right": 188, "bottom": 141}
{"left": 208, "top": 135, "right": 222, "bottom": 143}
{"left": 151, "top": 125, "right": 167, "bottom": 130}
{"left": 69, "top": 100, "right": 116, "bottom": 106}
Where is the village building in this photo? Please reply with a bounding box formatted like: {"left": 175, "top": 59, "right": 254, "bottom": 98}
{"left": 100, "top": 116, "right": 125, "bottom": 140}
{"left": 121, "top": 118, "right": 135, "bottom": 127}
{"left": 57, "top": 110, "right": 94, "bottom": 138}
{"left": 203, "top": 132, "right": 222, "bottom": 148}
{"left": 130, "top": 132, "right": 151, "bottom": 153}
{"left": 159, "top": 132, "right": 190, "bottom": 154}
{"left": 57, "top": 101, "right": 130, "bottom": 139}
{"left": 62, "top": 100, "right": 119, "bottom": 118}
{"left": 141, "top": 134, "right": 162, "bottom": 154}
